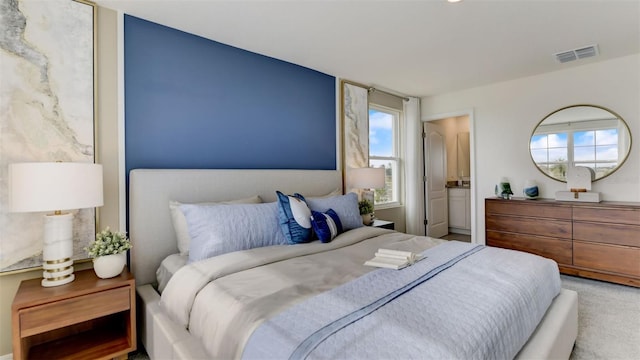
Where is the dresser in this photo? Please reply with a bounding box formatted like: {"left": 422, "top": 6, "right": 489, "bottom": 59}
{"left": 485, "top": 197, "right": 640, "bottom": 287}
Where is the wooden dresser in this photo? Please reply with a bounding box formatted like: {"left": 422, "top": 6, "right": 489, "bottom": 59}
{"left": 485, "top": 197, "right": 640, "bottom": 287}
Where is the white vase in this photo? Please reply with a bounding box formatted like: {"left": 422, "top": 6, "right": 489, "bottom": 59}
{"left": 93, "top": 252, "right": 126, "bottom": 279}
{"left": 361, "top": 213, "right": 374, "bottom": 226}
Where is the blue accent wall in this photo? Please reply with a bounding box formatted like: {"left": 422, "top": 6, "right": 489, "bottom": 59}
{"left": 124, "top": 15, "right": 336, "bottom": 174}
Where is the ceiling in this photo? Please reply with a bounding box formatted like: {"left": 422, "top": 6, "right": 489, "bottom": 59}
{"left": 95, "top": 0, "right": 640, "bottom": 97}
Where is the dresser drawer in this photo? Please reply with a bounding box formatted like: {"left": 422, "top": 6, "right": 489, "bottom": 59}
{"left": 486, "top": 215, "right": 572, "bottom": 239}
{"left": 487, "top": 230, "right": 572, "bottom": 265}
{"left": 19, "top": 286, "right": 130, "bottom": 337}
{"left": 574, "top": 242, "right": 640, "bottom": 277}
{"left": 574, "top": 222, "right": 640, "bottom": 247}
{"left": 486, "top": 200, "right": 572, "bottom": 220}
{"left": 573, "top": 206, "right": 640, "bottom": 226}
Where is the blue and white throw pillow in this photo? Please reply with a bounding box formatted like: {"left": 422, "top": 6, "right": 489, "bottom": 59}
{"left": 311, "top": 209, "right": 343, "bottom": 243}
{"left": 276, "top": 191, "right": 312, "bottom": 244}
{"left": 305, "top": 192, "right": 363, "bottom": 230}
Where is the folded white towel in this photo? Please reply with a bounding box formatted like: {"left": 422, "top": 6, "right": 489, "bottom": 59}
{"left": 364, "top": 249, "right": 424, "bottom": 269}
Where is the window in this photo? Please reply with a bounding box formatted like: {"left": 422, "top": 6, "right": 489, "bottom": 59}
{"left": 530, "top": 126, "right": 621, "bottom": 181}
{"left": 530, "top": 132, "right": 569, "bottom": 180}
{"left": 573, "top": 129, "right": 619, "bottom": 177}
{"left": 369, "top": 105, "right": 401, "bottom": 206}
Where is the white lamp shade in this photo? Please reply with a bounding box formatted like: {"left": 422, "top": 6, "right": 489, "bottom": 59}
{"left": 349, "top": 167, "right": 386, "bottom": 189}
{"left": 9, "top": 162, "right": 104, "bottom": 212}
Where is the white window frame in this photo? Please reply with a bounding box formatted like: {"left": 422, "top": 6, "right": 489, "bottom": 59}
{"left": 369, "top": 104, "right": 402, "bottom": 209}
{"left": 531, "top": 120, "right": 621, "bottom": 180}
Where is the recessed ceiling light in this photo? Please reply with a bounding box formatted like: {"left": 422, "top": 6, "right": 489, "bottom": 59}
{"left": 448, "top": 0, "right": 463, "bottom": 3}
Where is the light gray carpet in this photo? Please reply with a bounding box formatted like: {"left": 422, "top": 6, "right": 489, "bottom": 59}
{"left": 129, "top": 275, "right": 640, "bottom": 359}
{"left": 561, "top": 275, "right": 640, "bottom": 360}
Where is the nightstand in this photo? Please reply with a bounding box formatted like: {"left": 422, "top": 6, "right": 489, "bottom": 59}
{"left": 12, "top": 268, "right": 136, "bottom": 360}
{"left": 372, "top": 219, "right": 395, "bottom": 230}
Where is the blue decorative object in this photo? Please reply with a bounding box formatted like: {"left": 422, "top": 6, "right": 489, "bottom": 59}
{"left": 277, "top": 191, "right": 312, "bottom": 244}
{"left": 311, "top": 209, "right": 343, "bottom": 243}
{"left": 523, "top": 180, "right": 539, "bottom": 199}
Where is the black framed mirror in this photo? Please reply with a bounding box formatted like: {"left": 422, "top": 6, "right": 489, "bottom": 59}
{"left": 529, "top": 105, "right": 632, "bottom": 182}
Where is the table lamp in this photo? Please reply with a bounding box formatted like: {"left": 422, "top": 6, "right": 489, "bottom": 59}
{"left": 349, "top": 167, "right": 386, "bottom": 205}
{"left": 8, "top": 162, "right": 103, "bottom": 287}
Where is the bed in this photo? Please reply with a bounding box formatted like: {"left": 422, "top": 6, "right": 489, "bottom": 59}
{"left": 129, "top": 169, "right": 578, "bottom": 360}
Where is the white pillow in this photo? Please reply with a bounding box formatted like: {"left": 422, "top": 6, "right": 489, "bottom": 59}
{"left": 169, "top": 195, "right": 262, "bottom": 255}
{"left": 316, "top": 188, "right": 342, "bottom": 198}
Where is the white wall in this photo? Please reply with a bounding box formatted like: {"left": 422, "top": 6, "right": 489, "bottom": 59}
{"left": 421, "top": 54, "right": 640, "bottom": 244}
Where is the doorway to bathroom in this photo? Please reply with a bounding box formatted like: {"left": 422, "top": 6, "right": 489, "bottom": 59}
{"left": 422, "top": 110, "right": 475, "bottom": 243}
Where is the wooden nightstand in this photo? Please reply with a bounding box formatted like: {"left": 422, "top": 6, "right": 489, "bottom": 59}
{"left": 12, "top": 267, "right": 136, "bottom": 360}
{"left": 372, "top": 219, "right": 395, "bottom": 230}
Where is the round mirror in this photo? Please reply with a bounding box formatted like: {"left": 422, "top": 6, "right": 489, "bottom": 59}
{"left": 529, "top": 105, "right": 632, "bottom": 182}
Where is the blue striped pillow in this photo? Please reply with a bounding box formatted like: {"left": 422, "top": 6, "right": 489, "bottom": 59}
{"left": 311, "top": 209, "right": 343, "bottom": 243}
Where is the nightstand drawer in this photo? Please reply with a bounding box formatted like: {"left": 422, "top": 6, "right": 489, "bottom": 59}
{"left": 19, "top": 286, "right": 130, "bottom": 338}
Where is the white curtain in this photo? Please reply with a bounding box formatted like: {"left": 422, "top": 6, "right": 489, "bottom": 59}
{"left": 403, "top": 97, "right": 424, "bottom": 235}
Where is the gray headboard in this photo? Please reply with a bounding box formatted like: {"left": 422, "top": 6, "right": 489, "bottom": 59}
{"left": 129, "top": 169, "right": 342, "bottom": 285}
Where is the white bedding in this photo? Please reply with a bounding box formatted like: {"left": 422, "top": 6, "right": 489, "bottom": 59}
{"left": 156, "top": 253, "right": 188, "bottom": 293}
{"left": 244, "top": 241, "right": 560, "bottom": 360}
{"left": 132, "top": 169, "right": 577, "bottom": 360}
{"left": 160, "top": 227, "right": 561, "bottom": 359}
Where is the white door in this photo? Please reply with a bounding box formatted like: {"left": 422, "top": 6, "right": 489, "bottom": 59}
{"left": 423, "top": 122, "right": 448, "bottom": 237}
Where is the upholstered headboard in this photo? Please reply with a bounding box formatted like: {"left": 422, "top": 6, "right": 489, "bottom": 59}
{"left": 129, "top": 169, "right": 342, "bottom": 285}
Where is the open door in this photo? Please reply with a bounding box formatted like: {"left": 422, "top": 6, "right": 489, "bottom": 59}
{"left": 423, "top": 122, "right": 448, "bottom": 238}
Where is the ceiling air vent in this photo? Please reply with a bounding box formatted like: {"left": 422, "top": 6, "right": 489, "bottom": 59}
{"left": 554, "top": 44, "right": 599, "bottom": 63}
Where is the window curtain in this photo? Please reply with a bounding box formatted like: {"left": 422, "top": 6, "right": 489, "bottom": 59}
{"left": 369, "top": 89, "right": 404, "bottom": 111}
{"left": 403, "top": 97, "right": 424, "bottom": 235}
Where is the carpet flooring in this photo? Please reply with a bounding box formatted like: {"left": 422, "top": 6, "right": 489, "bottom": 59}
{"left": 561, "top": 274, "right": 640, "bottom": 360}
{"left": 129, "top": 274, "right": 639, "bottom": 360}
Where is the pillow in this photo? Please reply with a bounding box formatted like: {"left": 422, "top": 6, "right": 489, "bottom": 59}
{"left": 315, "top": 188, "right": 342, "bottom": 198}
{"left": 276, "top": 191, "right": 312, "bottom": 244}
{"left": 182, "top": 202, "right": 287, "bottom": 263}
{"left": 169, "top": 195, "right": 262, "bottom": 255}
{"left": 305, "top": 192, "right": 363, "bottom": 230}
{"left": 311, "top": 209, "right": 343, "bottom": 243}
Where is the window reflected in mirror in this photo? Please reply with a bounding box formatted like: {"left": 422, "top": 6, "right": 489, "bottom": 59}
{"left": 530, "top": 105, "right": 631, "bottom": 182}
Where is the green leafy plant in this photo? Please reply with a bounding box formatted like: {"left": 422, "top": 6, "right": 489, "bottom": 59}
{"left": 86, "top": 227, "right": 132, "bottom": 258}
{"left": 358, "top": 199, "right": 374, "bottom": 215}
